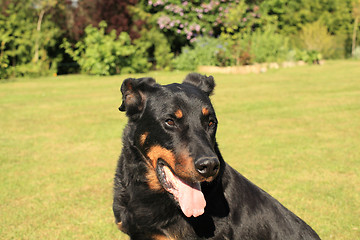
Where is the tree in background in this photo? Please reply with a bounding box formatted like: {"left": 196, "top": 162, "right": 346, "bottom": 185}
{"left": 260, "top": 0, "right": 354, "bottom": 57}
{"left": 260, "top": 0, "right": 353, "bottom": 35}
{"left": 0, "top": 1, "right": 35, "bottom": 78}
{"left": 352, "top": 0, "right": 360, "bottom": 57}
{"left": 49, "top": 0, "right": 143, "bottom": 75}
{"left": 33, "top": 0, "right": 58, "bottom": 63}
{"left": 0, "top": 0, "right": 62, "bottom": 78}
{"left": 0, "top": 1, "right": 35, "bottom": 67}
{"left": 96, "top": 0, "right": 142, "bottom": 39}
{"left": 55, "top": 0, "right": 141, "bottom": 42}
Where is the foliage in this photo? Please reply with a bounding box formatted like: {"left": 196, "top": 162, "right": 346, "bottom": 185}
{"left": 260, "top": 0, "right": 354, "bottom": 35}
{"left": 140, "top": 0, "right": 278, "bottom": 53}
{"left": 294, "top": 50, "right": 323, "bottom": 64}
{"left": 172, "top": 37, "right": 233, "bottom": 70}
{"left": 0, "top": 0, "right": 61, "bottom": 79}
{"left": 260, "top": 0, "right": 354, "bottom": 57}
{"left": 219, "top": 25, "right": 289, "bottom": 65}
{"left": 0, "top": 41, "right": 10, "bottom": 79}
{"left": 0, "top": 1, "right": 35, "bottom": 66}
{"left": 134, "top": 28, "right": 173, "bottom": 70}
{"left": 62, "top": 21, "right": 150, "bottom": 76}
{"left": 218, "top": 1, "right": 278, "bottom": 65}
{"left": 297, "top": 20, "right": 337, "bottom": 59}
{"left": 222, "top": 1, "right": 275, "bottom": 34}
{"left": 1, "top": 0, "right": 359, "bottom": 78}
{"left": 128, "top": 5, "right": 173, "bottom": 70}
{"left": 175, "top": 25, "right": 288, "bottom": 69}
{"left": 146, "top": 0, "right": 225, "bottom": 38}
{"left": 141, "top": 0, "right": 247, "bottom": 52}
{"left": 220, "top": 31, "right": 253, "bottom": 65}
{"left": 250, "top": 25, "right": 289, "bottom": 63}
{"left": 12, "top": 61, "right": 59, "bottom": 78}
{"left": 54, "top": 0, "right": 141, "bottom": 41}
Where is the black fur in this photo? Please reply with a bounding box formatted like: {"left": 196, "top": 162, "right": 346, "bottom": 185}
{"left": 113, "top": 73, "right": 321, "bottom": 240}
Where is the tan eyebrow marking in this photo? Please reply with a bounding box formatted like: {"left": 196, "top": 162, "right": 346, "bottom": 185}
{"left": 139, "top": 132, "right": 149, "bottom": 146}
{"left": 175, "top": 109, "right": 183, "bottom": 119}
{"left": 202, "top": 107, "right": 209, "bottom": 116}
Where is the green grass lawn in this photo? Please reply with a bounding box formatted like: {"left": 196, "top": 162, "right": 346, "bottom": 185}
{"left": 1, "top": 60, "right": 359, "bottom": 239}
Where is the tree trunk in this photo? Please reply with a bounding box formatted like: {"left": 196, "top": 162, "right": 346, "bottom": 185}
{"left": 352, "top": 16, "right": 359, "bottom": 58}
{"left": 34, "top": 9, "right": 45, "bottom": 63}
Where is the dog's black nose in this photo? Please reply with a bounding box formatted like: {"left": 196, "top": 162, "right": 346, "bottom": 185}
{"left": 195, "top": 157, "right": 220, "bottom": 178}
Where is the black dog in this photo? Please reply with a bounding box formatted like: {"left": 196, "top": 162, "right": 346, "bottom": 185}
{"left": 113, "top": 73, "right": 321, "bottom": 240}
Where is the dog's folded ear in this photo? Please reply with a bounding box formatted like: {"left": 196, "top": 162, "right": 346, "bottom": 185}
{"left": 183, "top": 73, "right": 215, "bottom": 96}
{"left": 119, "top": 77, "right": 157, "bottom": 118}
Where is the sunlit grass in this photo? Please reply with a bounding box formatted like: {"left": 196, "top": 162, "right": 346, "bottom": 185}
{"left": 1, "top": 60, "right": 359, "bottom": 239}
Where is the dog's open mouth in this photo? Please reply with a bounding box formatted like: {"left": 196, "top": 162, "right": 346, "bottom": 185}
{"left": 157, "top": 161, "right": 206, "bottom": 218}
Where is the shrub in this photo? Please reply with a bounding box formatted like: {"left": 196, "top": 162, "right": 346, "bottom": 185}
{"left": 172, "top": 37, "right": 232, "bottom": 70}
{"left": 1, "top": 42, "right": 60, "bottom": 79}
{"left": 145, "top": 0, "right": 243, "bottom": 47}
{"left": 0, "top": 42, "right": 10, "bottom": 79}
{"left": 220, "top": 31, "right": 253, "bottom": 65}
{"left": 134, "top": 28, "right": 173, "bottom": 71}
{"left": 62, "top": 21, "right": 150, "bottom": 76}
{"left": 298, "top": 20, "right": 337, "bottom": 59}
{"left": 0, "top": 63, "right": 9, "bottom": 80}
{"left": 171, "top": 47, "right": 197, "bottom": 71}
{"left": 295, "top": 49, "right": 323, "bottom": 64}
{"left": 250, "top": 26, "right": 289, "bottom": 63}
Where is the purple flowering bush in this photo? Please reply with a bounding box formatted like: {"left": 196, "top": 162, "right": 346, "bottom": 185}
{"left": 143, "top": 0, "right": 268, "bottom": 62}
{"left": 146, "top": 0, "right": 240, "bottom": 47}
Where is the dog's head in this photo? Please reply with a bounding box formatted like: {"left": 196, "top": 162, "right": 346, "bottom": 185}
{"left": 119, "top": 73, "right": 220, "bottom": 218}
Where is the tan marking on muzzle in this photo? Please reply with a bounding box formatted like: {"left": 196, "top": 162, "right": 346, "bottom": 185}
{"left": 146, "top": 145, "right": 176, "bottom": 190}
{"left": 175, "top": 151, "right": 207, "bottom": 182}
{"left": 152, "top": 235, "right": 176, "bottom": 240}
{"left": 145, "top": 162, "right": 164, "bottom": 191}
{"left": 147, "top": 145, "right": 176, "bottom": 169}
{"left": 117, "top": 221, "right": 125, "bottom": 232}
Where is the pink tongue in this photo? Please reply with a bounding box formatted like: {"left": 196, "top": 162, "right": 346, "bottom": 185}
{"left": 163, "top": 167, "right": 206, "bottom": 218}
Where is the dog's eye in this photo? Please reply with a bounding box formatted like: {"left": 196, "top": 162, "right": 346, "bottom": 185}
{"left": 165, "top": 119, "right": 175, "bottom": 127}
